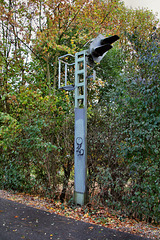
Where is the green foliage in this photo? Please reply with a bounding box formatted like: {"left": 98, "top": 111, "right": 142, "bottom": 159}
{"left": 118, "top": 77, "right": 160, "bottom": 222}
{"left": 120, "top": 28, "right": 160, "bottom": 222}
{"left": 88, "top": 28, "right": 160, "bottom": 223}
{"left": 0, "top": 87, "right": 73, "bottom": 196}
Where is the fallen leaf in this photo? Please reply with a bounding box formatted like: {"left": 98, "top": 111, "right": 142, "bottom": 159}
{"left": 89, "top": 226, "right": 94, "bottom": 230}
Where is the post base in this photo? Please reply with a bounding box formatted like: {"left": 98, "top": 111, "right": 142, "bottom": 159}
{"left": 74, "top": 191, "right": 87, "bottom": 206}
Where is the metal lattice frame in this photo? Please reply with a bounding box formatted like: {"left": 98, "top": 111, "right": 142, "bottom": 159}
{"left": 75, "top": 50, "right": 88, "bottom": 108}
{"left": 58, "top": 54, "right": 75, "bottom": 91}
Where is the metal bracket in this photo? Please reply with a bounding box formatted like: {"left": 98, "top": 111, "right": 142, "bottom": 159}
{"left": 58, "top": 54, "right": 75, "bottom": 90}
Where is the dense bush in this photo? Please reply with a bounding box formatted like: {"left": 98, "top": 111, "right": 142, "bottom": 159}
{"left": 87, "top": 30, "right": 160, "bottom": 223}
{"left": 0, "top": 89, "right": 74, "bottom": 197}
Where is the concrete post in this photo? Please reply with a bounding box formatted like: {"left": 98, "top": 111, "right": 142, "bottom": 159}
{"left": 74, "top": 50, "right": 88, "bottom": 205}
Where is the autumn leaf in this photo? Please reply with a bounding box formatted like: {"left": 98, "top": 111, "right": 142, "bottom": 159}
{"left": 89, "top": 226, "right": 94, "bottom": 230}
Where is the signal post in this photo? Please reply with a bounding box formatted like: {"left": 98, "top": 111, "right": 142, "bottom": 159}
{"left": 74, "top": 50, "right": 88, "bottom": 205}
{"left": 58, "top": 34, "right": 119, "bottom": 205}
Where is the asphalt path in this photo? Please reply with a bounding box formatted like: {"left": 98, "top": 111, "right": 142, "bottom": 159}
{"left": 0, "top": 197, "right": 152, "bottom": 240}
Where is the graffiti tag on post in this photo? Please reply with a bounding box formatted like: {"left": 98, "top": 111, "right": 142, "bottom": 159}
{"left": 76, "top": 137, "right": 84, "bottom": 156}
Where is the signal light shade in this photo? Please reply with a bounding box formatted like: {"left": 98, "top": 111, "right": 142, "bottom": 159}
{"left": 100, "top": 35, "right": 119, "bottom": 45}
{"left": 89, "top": 34, "right": 119, "bottom": 64}
{"left": 92, "top": 44, "right": 112, "bottom": 58}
